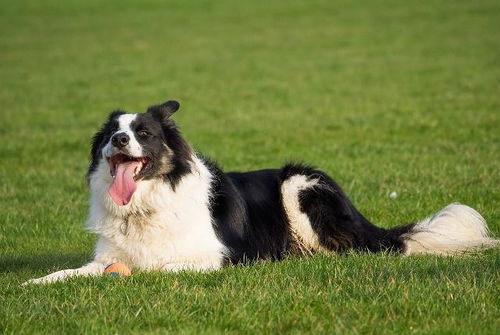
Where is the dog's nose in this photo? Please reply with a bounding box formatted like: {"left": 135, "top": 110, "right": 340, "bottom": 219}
{"left": 111, "top": 133, "right": 130, "bottom": 148}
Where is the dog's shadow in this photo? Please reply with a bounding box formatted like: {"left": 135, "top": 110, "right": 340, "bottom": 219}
{"left": 0, "top": 253, "right": 90, "bottom": 274}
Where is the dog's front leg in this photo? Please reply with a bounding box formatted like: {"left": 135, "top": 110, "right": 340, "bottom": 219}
{"left": 22, "top": 262, "right": 106, "bottom": 285}
{"left": 22, "top": 237, "right": 128, "bottom": 285}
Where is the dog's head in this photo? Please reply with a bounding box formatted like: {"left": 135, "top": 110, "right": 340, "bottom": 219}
{"left": 88, "top": 100, "right": 192, "bottom": 206}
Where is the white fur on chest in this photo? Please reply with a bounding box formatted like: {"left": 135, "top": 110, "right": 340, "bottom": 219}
{"left": 87, "top": 156, "right": 226, "bottom": 271}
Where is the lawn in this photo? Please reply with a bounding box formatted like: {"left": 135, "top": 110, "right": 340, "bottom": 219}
{"left": 0, "top": 0, "right": 499, "bottom": 333}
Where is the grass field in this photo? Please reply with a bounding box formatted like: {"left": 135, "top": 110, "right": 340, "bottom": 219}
{"left": 1, "top": 0, "right": 499, "bottom": 333}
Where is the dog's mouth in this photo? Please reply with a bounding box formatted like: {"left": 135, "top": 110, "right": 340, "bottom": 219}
{"left": 107, "top": 153, "right": 151, "bottom": 206}
{"left": 107, "top": 154, "right": 150, "bottom": 179}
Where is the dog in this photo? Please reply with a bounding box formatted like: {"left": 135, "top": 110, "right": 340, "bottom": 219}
{"left": 25, "top": 100, "right": 498, "bottom": 284}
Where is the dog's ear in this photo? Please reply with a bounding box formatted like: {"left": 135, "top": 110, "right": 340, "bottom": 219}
{"left": 148, "top": 100, "right": 180, "bottom": 120}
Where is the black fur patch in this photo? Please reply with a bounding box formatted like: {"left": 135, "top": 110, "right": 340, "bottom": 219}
{"left": 204, "top": 157, "right": 291, "bottom": 264}
{"left": 88, "top": 110, "right": 124, "bottom": 182}
{"left": 156, "top": 119, "right": 193, "bottom": 189}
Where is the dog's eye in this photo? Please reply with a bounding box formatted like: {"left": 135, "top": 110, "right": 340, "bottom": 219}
{"left": 137, "top": 130, "right": 151, "bottom": 137}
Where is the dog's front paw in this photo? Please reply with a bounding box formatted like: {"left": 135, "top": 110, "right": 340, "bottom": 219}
{"left": 21, "top": 277, "right": 44, "bottom": 286}
{"left": 22, "top": 274, "right": 62, "bottom": 286}
{"left": 21, "top": 269, "right": 75, "bottom": 286}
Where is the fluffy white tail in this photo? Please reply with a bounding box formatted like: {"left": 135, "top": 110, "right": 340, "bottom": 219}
{"left": 402, "top": 203, "right": 498, "bottom": 255}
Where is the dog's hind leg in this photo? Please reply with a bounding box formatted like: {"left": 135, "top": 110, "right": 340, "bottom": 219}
{"left": 280, "top": 164, "right": 401, "bottom": 253}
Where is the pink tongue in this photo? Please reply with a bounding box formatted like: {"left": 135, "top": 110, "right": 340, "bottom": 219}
{"left": 108, "top": 161, "right": 140, "bottom": 206}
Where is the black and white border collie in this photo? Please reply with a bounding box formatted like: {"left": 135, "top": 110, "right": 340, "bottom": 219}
{"left": 26, "top": 100, "right": 498, "bottom": 284}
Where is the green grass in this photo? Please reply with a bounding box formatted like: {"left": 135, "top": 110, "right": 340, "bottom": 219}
{"left": 1, "top": 0, "right": 499, "bottom": 333}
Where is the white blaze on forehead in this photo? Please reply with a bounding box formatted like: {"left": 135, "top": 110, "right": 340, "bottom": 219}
{"left": 115, "top": 113, "right": 143, "bottom": 157}
{"left": 118, "top": 113, "right": 138, "bottom": 130}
